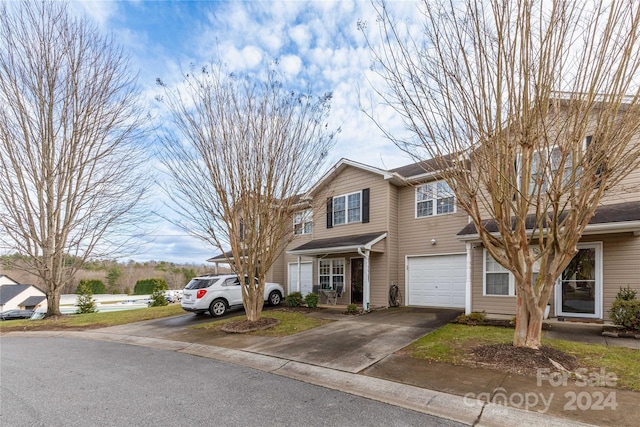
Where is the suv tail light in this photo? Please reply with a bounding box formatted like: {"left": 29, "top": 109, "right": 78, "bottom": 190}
{"left": 196, "top": 289, "right": 207, "bottom": 299}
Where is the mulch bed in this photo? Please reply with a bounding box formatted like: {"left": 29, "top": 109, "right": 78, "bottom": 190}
{"left": 469, "top": 343, "right": 579, "bottom": 377}
{"left": 221, "top": 317, "right": 280, "bottom": 333}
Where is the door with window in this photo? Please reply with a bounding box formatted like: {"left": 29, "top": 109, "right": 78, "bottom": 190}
{"left": 350, "top": 258, "right": 363, "bottom": 304}
{"left": 556, "top": 243, "right": 602, "bottom": 319}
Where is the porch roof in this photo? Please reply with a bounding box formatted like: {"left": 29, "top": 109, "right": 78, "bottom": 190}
{"left": 288, "top": 231, "right": 387, "bottom": 256}
{"left": 456, "top": 201, "right": 640, "bottom": 241}
{"left": 20, "top": 295, "right": 46, "bottom": 307}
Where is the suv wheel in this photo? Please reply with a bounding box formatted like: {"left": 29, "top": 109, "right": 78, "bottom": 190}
{"left": 268, "top": 291, "right": 282, "bottom": 306}
{"left": 209, "top": 299, "right": 227, "bottom": 317}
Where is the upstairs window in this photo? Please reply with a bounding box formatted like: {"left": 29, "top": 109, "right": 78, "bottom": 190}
{"left": 293, "top": 209, "right": 313, "bottom": 235}
{"left": 416, "top": 181, "right": 455, "bottom": 218}
{"left": 326, "top": 189, "right": 369, "bottom": 228}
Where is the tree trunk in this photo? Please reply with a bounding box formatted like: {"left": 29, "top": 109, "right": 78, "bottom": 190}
{"left": 514, "top": 292, "right": 544, "bottom": 348}
{"left": 46, "top": 290, "right": 61, "bottom": 316}
{"left": 244, "top": 293, "right": 264, "bottom": 322}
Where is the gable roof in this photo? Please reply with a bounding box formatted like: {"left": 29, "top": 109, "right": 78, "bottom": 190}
{"left": 0, "top": 284, "right": 33, "bottom": 304}
{"left": 457, "top": 201, "right": 640, "bottom": 240}
{"left": 305, "top": 159, "right": 405, "bottom": 196}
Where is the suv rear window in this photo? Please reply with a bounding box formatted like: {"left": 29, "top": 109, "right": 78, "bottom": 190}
{"left": 185, "top": 278, "right": 214, "bottom": 290}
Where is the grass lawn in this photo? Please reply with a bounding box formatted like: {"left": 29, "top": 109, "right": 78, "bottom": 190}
{"left": 191, "top": 310, "right": 332, "bottom": 337}
{"left": 0, "top": 304, "right": 185, "bottom": 331}
{"left": 406, "top": 324, "right": 640, "bottom": 391}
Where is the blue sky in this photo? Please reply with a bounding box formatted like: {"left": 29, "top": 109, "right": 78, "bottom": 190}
{"left": 69, "top": 0, "right": 418, "bottom": 265}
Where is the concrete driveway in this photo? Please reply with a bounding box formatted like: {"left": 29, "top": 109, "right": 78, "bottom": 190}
{"left": 244, "top": 307, "right": 461, "bottom": 373}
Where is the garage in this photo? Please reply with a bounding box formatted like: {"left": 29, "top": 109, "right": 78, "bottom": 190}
{"left": 406, "top": 254, "right": 466, "bottom": 308}
{"left": 288, "top": 262, "right": 313, "bottom": 295}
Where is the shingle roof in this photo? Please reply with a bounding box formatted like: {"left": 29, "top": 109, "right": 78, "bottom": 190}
{"left": 0, "top": 284, "right": 32, "bottom": 304}
{"left": 289, "top": 231, "right": 387, "bottom": 253}
{"left": 457, "top": 201, "right": 640, "bottom": 236}
{"left": 20, "top": 295, "right": 46, "bottom": 307}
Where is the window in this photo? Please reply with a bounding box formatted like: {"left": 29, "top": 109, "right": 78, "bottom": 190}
{"left": 416, "top": 180, "right": 455, "bottom": 218}
{"left": 293, "top": 209, "right": 313, "bottom": 235}
{"left": 333, "top": 192, "right": 361, "bottom": 225}
{"left": 484, "top": 252, "right": 512, "bottom": 296}
{"left": 483, "top": 250, "right": 540, "bottom": 296}
{"left": 319, "top": 259, "right": 345, "bottom": 290}
{"left": 326, "top": 188, "right": 369, "bottom": 228}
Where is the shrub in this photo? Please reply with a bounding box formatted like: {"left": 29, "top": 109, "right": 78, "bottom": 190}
{"left": 616, "top": 286, "right": 638, "bottom": 301}
{"left": 285, "top": 292, "right": 303, "bottom": 307}
{"left": 456, "top": 311, "right": 487, "bottom": 324}
{"left": 75, "top": 279, "right": 106, "bottom": 295}
{"left": 346, "top": 304, "right": 358, "bottom": 314}
{"left": 610, "top": 299, "right": 640, "bottom": 331}
{"left": 76, "top": 281, "right": 97, "bottom": 314}
{"left": 147, "top": 279, "right": 169, "bottom": 307}
{"left": 304, "top": 292, "right": 319, "bottom": 308}
{"left": 134, "top": 278, "right": 168, "bottom": 295}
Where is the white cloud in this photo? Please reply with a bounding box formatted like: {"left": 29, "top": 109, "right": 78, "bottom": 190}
{"left": 279, "top": 55, "right": 303, "bottom": 78}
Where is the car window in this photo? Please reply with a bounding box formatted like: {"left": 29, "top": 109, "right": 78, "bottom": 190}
{"left": 184, "top": 278, "right": 213, "bottom": 290}
{"left": 224, "top": 278, "right": 240, "bottom": 286}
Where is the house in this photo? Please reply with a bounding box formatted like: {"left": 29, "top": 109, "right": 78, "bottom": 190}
{"left": 271, "top": 158, "right": 471, "bottom": 311}
{"left": 250, "top": 142, "right": 639, "bottom": 322}
{"left": 0, "top": 275, "right": 46, "bottom": 312}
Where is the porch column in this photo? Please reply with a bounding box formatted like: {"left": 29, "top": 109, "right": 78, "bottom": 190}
{"left": 465, "top": 242, "right": 472, "bottom": 315}
{"left": 297, "top": 256, "right": 302, "bottom": 293}
{"left": 359, "top": 248, "right": 371, "bottom": 312}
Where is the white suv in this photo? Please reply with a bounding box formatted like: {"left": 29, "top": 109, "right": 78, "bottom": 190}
{"left": 181, "top": 274, "right": 284, "bottom": 317}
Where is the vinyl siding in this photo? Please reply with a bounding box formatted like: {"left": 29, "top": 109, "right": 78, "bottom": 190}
{"left": 396, "top": 183, "right": 469, "bottom": 294}
{"left": 470, "top": 233, "right": 640, "bottom": 319}
{"left": 314, "top": 167, "right": 390, "bottom": 240}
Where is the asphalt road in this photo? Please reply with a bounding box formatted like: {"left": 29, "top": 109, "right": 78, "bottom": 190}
{"left": 1, "top": 337, "right": 468, "bottom": 427}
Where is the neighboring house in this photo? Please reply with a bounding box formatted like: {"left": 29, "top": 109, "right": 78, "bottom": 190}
{"left": 0, "top": 274, "right": 18, "bottom": 286}
{"left": 208, "top": 137, "right": 639, "bottom": 322}
{"left": 0, "top": 276, "right": 46, "bottom": 312}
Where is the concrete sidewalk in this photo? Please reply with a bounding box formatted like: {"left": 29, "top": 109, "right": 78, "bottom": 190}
{"left": 6, "top": 309, "right": 639, "bottom": 426}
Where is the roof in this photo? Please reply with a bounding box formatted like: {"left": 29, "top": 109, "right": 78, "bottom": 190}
{"left": 207, "top": 249, "right": 250, "bottom": 263}
{"left": 391, "top": 154, "right": 467, "bottom": 181}
{"left": 457, "top": 201, "right": 640, "bottom": 239}
{"left": 0, "top": 284, "right": 32, "bottom": 304}
{"left": 288, "top": 231, "right": 387, "bottom": 256}
{"left": 20, "top": 295, "right": 46, "bottom": 307}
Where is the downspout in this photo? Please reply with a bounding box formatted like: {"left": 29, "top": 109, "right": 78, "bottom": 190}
{"left": 297, "top": 256, "right": 302, "bottom": 293}
{"left": 357, "top": 247, "right": 370, "bottom": 312}
{"left": 465, "top": 242, "right": 472, "bottom": 315}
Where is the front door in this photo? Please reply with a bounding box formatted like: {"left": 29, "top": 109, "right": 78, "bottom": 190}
{"left": 556, "top": 243, "right": 602, "bottom": 319}
{"left": 351, "top": 258, "right": 364, "bottom": 304}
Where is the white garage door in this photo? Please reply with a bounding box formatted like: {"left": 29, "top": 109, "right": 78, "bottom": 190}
{"left": 407, "top": 255, "right": 466, "bottom": 308}
{"left": 288, "top": 262, "right": 313, "bottom": 295}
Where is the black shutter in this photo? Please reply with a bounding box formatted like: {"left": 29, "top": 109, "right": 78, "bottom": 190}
{"left": 362, "top": 188, "right": 370, "bottom": 223}
{"left": 239, "top": 220, "right": 245, "bottom": 241}
{"left": 326, "top": 198, "right": 333, "bottom": 228}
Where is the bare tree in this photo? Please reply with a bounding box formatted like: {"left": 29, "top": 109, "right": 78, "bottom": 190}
{"left": 158, "top": 63, "right": 336, "bottom": 322}
{"left": 0, "top": 1, "right": 151, "bottom": 315}
{"left": 363, "top": 0, "right": 640, "bottom": 347}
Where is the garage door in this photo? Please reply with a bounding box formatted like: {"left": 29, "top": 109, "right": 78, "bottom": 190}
{"left": 407, "top": 255, "right": 466, "bottom": 308}
{"left": 288, "top": 262, "right": 313, "bottom": 295}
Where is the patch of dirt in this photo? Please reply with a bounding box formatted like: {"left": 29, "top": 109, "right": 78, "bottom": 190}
{"left": 468, "top": 343, "right": 579, "bottom": 377}
{"left": 220, "top": 317, "right": 280, "bottom": 333}
{"left": 272, "top": 306, "right": 323, "bottom": 313}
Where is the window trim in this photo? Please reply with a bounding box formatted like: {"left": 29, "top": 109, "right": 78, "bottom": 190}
{"left": 482, "top": 249, "right": 541, "bottom": 297}
{"left": 332, "top": 191, "right": 362, "bottom": 226}
{"left": 293, "top": 209, "right": 313, "bottom": 235}
{"left": 415, "top": 180, "right": 456, "bottom": 218}
{"left": 318, "top": 258, "right": 345, "bottom": 290}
